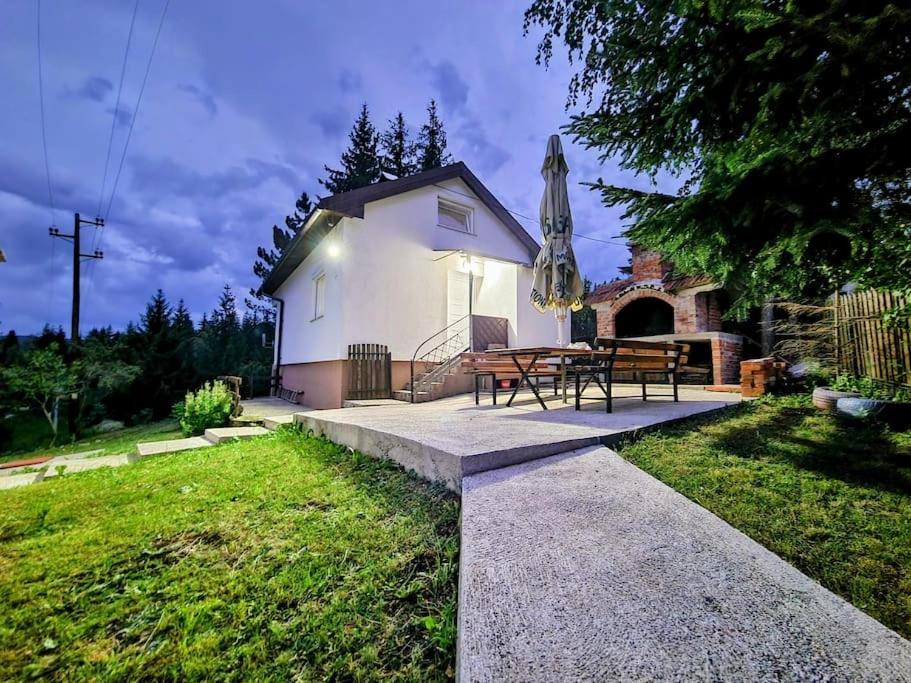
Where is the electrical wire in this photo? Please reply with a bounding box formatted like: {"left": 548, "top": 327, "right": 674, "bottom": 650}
{"left": 431, "top": 182, "right": 628, "bottom": 247}
{"left": 91, "top": 0, "right": 171, "bottom": 286}
{"left": 95, "top": 0, "right": 140, "bottom": 221}
{"left": 102, "top": 0, "right": 171, "bottom": 223}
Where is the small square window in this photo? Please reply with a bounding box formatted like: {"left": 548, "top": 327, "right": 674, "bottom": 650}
{"left": 313, "top": 273, "right": 326, "bottom": 320}
{"left": 438, "top": 199, "right": 473, "bottom": 234}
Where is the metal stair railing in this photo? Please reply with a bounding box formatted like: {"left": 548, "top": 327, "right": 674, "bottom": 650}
{"left": 409, "top": 315, "right": 471, "bottom": 402}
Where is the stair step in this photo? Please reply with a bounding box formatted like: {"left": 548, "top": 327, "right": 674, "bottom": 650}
{"left": 203, "top": 426, "right": 271, "bottom": 444}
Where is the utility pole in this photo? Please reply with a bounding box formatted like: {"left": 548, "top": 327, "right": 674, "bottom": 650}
{"left": 49, "top": 212, "right": 104, "bottom": 342}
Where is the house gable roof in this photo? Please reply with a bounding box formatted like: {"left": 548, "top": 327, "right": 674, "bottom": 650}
{"left": 259, "top": 162, "right": 541, "bottom": 296}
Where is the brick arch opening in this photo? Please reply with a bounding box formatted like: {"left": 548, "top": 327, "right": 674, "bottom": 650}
{"left": 614, "top": 296, "right": 675, "bottom": 337}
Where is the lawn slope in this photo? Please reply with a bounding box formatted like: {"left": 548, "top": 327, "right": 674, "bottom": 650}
{"left": 0, "top": 429, "right": 459, "bottom": 681}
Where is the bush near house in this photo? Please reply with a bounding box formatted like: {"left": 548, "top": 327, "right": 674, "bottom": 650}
{"left": 175, "top": 381, "right": 234, "bottom": 436}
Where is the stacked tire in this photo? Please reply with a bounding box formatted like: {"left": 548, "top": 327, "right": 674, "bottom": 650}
{"left": 811, "top": 387, "right": 860, "bottom": 412}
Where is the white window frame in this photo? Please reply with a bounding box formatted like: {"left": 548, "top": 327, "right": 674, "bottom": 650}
{"left": 437, "top": 198, "right": 474, "bottom": 235}
{"left": 312, "top": 272, "right": 326, "bottom": 321}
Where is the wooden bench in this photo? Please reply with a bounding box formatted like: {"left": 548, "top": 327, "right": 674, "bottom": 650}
{"left": 575, "top": 339, "right": 689, "bottom": 412}
{"left": 463, "top": 356, "right": 561, "bottom": 405}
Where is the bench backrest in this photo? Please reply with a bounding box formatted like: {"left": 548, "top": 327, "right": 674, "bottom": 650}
{"left": 594, "top": 338, "right": 689, "bottom": 372}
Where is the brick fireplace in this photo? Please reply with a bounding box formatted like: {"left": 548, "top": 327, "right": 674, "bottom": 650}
{"left": 587, "top": 246, "right": 744, "bottom": 385}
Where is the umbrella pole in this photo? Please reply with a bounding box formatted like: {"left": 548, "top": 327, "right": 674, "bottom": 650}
{"left": 555, "top": 305, "right": 567, "bottom": 348}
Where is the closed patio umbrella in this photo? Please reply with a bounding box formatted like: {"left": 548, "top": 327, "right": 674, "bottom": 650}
{"left": 530, "top": 134, "right": 584, "bottom": 347}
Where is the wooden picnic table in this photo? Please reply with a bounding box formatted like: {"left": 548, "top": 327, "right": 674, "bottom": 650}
{"left": 484, "top": 340, "right": 687, "bottom": 411}
{"left": 484, "top": 346, "right": 604, "bottom": 408}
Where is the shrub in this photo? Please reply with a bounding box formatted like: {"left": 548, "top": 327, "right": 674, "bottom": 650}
{"left": 176, "top": 381, "right": 233, "bottom": 436}
{"left": 830, "top": 374, "right": 910, "bottom": 401}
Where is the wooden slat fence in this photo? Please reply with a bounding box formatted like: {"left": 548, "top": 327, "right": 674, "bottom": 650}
{"left": 347, "top": 343, "right": 392, "bottom": 400}
{"left": 836, "top": 290, "right": 911, "bottom": 387}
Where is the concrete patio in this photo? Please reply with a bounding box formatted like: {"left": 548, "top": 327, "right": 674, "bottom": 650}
{"left": 294, "top": 384, "right": 743, "bottom": 491}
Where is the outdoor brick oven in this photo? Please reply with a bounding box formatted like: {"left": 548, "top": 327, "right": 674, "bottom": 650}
{"left": 587, "top": 245, "right": 744, "bottom": 385}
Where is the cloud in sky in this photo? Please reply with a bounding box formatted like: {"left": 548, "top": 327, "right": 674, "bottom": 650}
{"left": 0, "top": 0, "right": 641, "bottom": 335}
{"left": 63, "top": 75, "right": 113, "bottom": 102}
{"left": 177, "top": 83, "right": 217, "bottom": 116}
{"left": 428, "top": 60, "right": 469, "bottom": 113}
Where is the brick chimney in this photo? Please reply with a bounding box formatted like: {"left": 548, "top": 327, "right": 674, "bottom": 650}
{"left": 630, "top": 245, "right": 672, "bottom": 281}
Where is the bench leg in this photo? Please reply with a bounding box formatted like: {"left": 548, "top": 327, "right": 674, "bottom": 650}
{"left": 493, "top": 375, "right": 497, "bottom": 405}
{"left": 475, "top": 375, "right": 480, "bottom": 405}
{"left": 673, "top": 372, "right": 679, "bottom": 402}
{"left": 575, "top": 371, "right": 581, "bottom": 411}
{"left": 606, "top": 368, "right": 613, "bottom": 413}
{"left": 642, "top": 375, "right": 647, "bottom": 402}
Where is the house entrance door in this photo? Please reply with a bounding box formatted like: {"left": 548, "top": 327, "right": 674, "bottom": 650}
{"left": 447, "top": 270, "right": 471, "bottom": 327}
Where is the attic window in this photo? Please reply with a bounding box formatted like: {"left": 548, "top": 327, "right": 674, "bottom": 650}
{"left": 437, "top": 199, "right": 473, "bottom": 234}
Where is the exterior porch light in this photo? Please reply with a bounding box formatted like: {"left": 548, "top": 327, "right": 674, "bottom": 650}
{"left": 326, "top": 240, "right": 341, "bottom": 259}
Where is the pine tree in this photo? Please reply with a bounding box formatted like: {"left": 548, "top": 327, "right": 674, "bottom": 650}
{"left": 526, "top": 0, "right": 911, "bottom": 312}
{"left": 380, "top": 112, "right": 417, "bottom": 178}
{"left": 133, "top": 290, "right": 184, "bottom": 419}
{"left": 141, "top": 290, "right": 172, "bottom": 336}
{"left": 211, "top": 284, "right": 239, "bottom": 334}
{"left": 320, "top": 103, "right": 382, "bottom": 194}
{"left": 171, "top": 299, "right": 197, "bottom": 392}
{"left": 172, "top": 300, "right": 194, "bottom": 338}
{"left": 248, "top": 191, "right": 315, "bottom": 318}
{"left": 416, "top": 100, "right": 452, "bottom": 171}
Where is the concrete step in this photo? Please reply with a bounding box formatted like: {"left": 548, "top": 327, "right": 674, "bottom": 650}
{"left": 263, "top": 414, "right": 295, "bottom": 430}
{"left": 42, "top": 454, "right": 131, "bottom": 478}
{"left": 203, "top": 426, "right": 271, "bottom": 444}
{"left": 392, "top": 389, "right": 440, "bottom": 403}
{"left": 136, "top": 436, "right": 214, "bottom": 457}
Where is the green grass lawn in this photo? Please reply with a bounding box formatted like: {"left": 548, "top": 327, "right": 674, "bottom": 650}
{"left": 1, "top": 418, "right": 183, "bottom": 464}
{"left": 0, "top": 429, "right": 459, "bottom": 681}
{"left": 617, "top": 395, "right": 911, "bottom": 639}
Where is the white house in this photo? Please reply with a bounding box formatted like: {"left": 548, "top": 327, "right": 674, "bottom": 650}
{"left": 260, "top": 162, "right": 568, "bottom": 408}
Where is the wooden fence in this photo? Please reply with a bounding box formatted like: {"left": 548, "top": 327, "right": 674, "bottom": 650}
{"left": 346, "top": 343, "right": 392, "bottom": 400}
{"left": 836, "top": 290, "right": 911, "bottom": 387}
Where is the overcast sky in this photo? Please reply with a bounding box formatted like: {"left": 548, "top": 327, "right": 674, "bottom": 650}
{"left": 0, "top": 0, "right": 649, "bottom": 335}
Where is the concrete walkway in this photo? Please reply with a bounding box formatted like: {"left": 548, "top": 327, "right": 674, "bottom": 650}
{"left": 459, "top": 446, "right": 911, "bottom": 681}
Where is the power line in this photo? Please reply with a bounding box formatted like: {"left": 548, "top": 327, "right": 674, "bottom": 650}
{"left": 102, "top": 0, "right": 171, "bottom": 223}
{"left": 91, "top": 0, "right": 171, "bottom": 284}
{"left": 36, "top": 0, "right": 56, "bottom": 228}
{"left": 95, "top": 0, "right": 140, "bottom": 220}
{"left": 431, "top": 182, "right": 628, "bottom": 247}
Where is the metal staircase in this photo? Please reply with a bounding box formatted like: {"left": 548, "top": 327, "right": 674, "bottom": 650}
{"left": 394, "top": 315, "right": 471, "bottom": 403}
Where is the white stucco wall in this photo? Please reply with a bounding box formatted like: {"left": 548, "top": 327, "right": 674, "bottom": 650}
{"left": 273, "top": 221, "right": 347, "bottom": 365}
{"left": 276, "top": 178, "right": 570, "bottom": 364}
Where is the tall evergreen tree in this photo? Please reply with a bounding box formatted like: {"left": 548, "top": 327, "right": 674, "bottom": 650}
{"left": 248, "top": 190, "right": 315, "bottom": 318}
{"left": 141, "top": 290, "right": 172, "bottom": 336}
{"left": 380, "top": 112, "right": 417, "bottom": 178}
{"left": 172, "top": 300, "right": 194, "bottom": 338}
{"left": 320, "top": 103, "right": 382, "bottom": 194}
{"left": 172, "top": 299, "right": 197, "bottom": 391}
{"left": 416, "top": 100, "right": 452, "bottom": 171}
{"left": 526, "top": 0, "right": 911, "bottom": 313}
{"left": 197, "top": 284, "right": 243, "bottom": 378}
{"left": 130, "top": 290, "right": 185, "bottom": 420}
